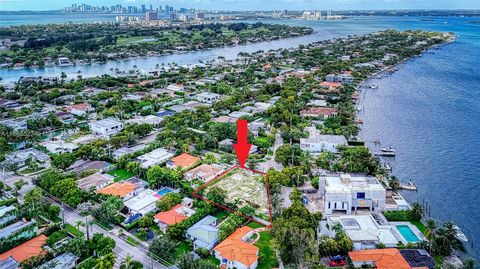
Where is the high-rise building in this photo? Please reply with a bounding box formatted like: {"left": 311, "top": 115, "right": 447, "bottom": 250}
{"left": 165, "top": 5, "right": 170, "bottom": 13}
{"left": 195, "top": 12, "right": 205, "bottom": 20}
{"left": 149, "top": 4, "right": 153, "bottom": 11}
{"left": 145, "top": 11, "right": 158, "bottom": 21}
{"left": 141, "top": 4, "right": 146, "bottom": 13}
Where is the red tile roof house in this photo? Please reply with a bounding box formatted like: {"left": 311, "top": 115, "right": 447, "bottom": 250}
{"left": 184, "top": 164, "right": 225, "bottom": 182}
{"left": 300, "top": 107, "right": 338, "bottom": 119}
{"left": 154, "top": 204, "right": 196, "bottom": 232}
{"left": 64, "top": 103, "right": 92, "bottom": 117}
{"left": 214, "top": 226, "right": 259, "bottom": 269}
{"left": 166, "top": 153, "right": 200, "bottom": 170}
{"left": 0, "top": 234, "right": 47, "bottom": 265}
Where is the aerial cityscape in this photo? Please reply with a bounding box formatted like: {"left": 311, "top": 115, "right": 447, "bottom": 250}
{"left": 0, "top": 1, "right": 479, "bottom": 269}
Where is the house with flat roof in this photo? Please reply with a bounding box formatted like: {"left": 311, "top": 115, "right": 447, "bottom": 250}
{"left": 0, "top": 256, "right": 19, "bottom": 269}
{"left": 325, "top": 214, "right": 402, "bottom": 250}
{"left": 154, "top": 204, "right": 195, "bottom": 232}
{"left": 166, "top": 83, "right": 185, "bottom": 92}
{"left": 300, "top": 126, "right": 347, "bottom": 153}
{"left": 348, "top": 248, "right": 431, "bottom": 269}
{"left": 0, "top": 234, "right": 47, "bottom": 265}
{"left": 89, "top": 118, "right": 123, "bottom": 137}
{"left": 322, "top": 174, "right": 386, "bottom": 215}
{"left": 0, "top": 205, "right": 17, "bottom": 226}
{"left": 124, "top": 189, "right": 160, "bottom": 216}
{"left": 0, "top": 220, "right": 37, "bottom": 240}
{"left": 64, "top": 103, "right": 92, "bottom": 117}
{"left": 77, "top": 173, "right": 114, "bottom": 191}
{"left": 184, "top": 164, "right": 225, "bottom": 182}
{"left": 96, "top": 182, "right": 137, "bottom": 201}
{"left": 196, "top": 92, "right": 221, "bottom": 104}
{"left": 2, "top": 148, "right": 51, "bottom": 170}
{"left": 36, "top": 252, "right": 78, "bottom": 269}
{"left": 214, "top": 226, "right": 259, "bottom": 269}
{"left": 112, "top": 144, "right": 147, "bottom": 160}
{"left": 186, "top": 215, "right": 219, "bottom": 250}
{"left": 136, "top": 148, "right": 174, "bottom": 169}
{"left": 0, "top": 118, "right": 27, "bottom": 131}
{"left": 166, "top": 153, "right": 200, "bottom": 170}
{"left": 125, "top": 115, "right": 163, "bottom": 127}
{"left": 41, "top": 140, "right": 78, "bottom": 154}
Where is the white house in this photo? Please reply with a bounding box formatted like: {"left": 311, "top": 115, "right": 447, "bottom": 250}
{"left": 322, "top": 174, "right": 386, "bottom": 215}
{"left": 41, "top": 140, "right": 78, "bottom": 154}
{"left": 124, "top": 189, "right": 160, "bottom": 215}
{"left": 3, "top": 148, "right": 51, "bottom": 169}
{"left": 89, "top": 118, "right": 123, "bottom": 137}
{"left": 196, "top": 92, "right": 221, "bottom": 104}
{"left": 112, "top": 144, "right": 147, "bottom": 160}
{"left": 166, "top": 83, "right": 185, "bottom": 92}
{"left": 300, "top": 127, "right": 347, "bottom": 153}
{"left": 36, "top": 252, "right": 78, "bottom": 269}
{"left": 136, "top": 148, "right": 174, "bottom": 169}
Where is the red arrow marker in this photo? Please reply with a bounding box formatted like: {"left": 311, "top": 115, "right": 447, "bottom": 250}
{"left": 233, "top": 119, "right": 252, "bottom": 168}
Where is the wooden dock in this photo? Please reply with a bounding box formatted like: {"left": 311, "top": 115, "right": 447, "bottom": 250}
{"left": 400, "top": 184, "right": 417, "bottom": 191}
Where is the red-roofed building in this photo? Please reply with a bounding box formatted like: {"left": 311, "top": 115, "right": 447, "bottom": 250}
{"left": 0, "top": 234, "right": 47, "bottom": 264}
{"left": 64, "top": 103, "right": 92, "bottom": 116}
{"left": 214, "top": 226, "right": 259, "bottom": 269}
{"left": 166, "top": 153, "right": 200, "bottom": 170}
{"left": 154, "top": 204, "right": 195, "bottom": 232}
{"left": 349, "top": 249, "right": 429, "bottom": 269}
{"left": 300, "top": 107, "right": 338, "bottom": 119}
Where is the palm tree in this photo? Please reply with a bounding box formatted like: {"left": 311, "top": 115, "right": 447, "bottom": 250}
{"left": 120, "top": 254, "right": 134, "bottom": 269}
{"left": 74, "top": 220, "right": 84, "bottom": 231}
{"left": 424, "top": 218, "right": 437, "bottom": 254}
{"left": 95, "top": 253, "right": 116, "bottom": 269}
{"left": 411, "top": 202, "right": 423, "bottom": 219}
{"left": 462, "top": 258, "right": 476, "bottom": 269}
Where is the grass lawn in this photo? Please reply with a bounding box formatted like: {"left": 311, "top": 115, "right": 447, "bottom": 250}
{"left": 108, "top": 169, "right": 134, "bottom": 182}
{"left": 64, "top": 224, "right": 84, "bottom": 238}
{"left": 126, "top": 236, "right": 140, "bottom": 246}
{"left": 204, "top": 255, "right": 220, "bottom": 266}
{"left": 248, "top": 221, "right": 264, "bottom": 229}
{"left": 174, "top": 242, "right": 192, "bottom": 258}
{"left": 255, "top": 231, "right": 278, "bottom": 269}
{"left": 213, "top": 210, "right": 229, "bottom": 222}
{"left": 117, "top": 36, "right": 156, "bottom": 46}
{"left": 410, "top": 220, "right": 426, "bottom": 234}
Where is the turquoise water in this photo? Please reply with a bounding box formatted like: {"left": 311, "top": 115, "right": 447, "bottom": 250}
{"left": 397, "top": 225, "right": 421, "bottom": 243}
{"left": 157, "top": 188, "right": 173, "bottom": 196}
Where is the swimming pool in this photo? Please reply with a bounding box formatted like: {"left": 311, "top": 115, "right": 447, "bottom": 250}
{"left": 156, "top": 188, "right": 173, "bottom": 196}
{"left": 396, "top": 225, "right": 420, "bottom": 243}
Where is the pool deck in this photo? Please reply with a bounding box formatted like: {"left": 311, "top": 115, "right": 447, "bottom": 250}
{"left": 391, "top": 221, "right": 425, "bottom": 244}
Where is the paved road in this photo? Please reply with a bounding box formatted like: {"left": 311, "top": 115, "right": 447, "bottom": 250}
{"left": 43, "top": 195, "right": 175, "bottom": 269}
{"left": 273, "top": 132, "right": 284, "bottom": 154}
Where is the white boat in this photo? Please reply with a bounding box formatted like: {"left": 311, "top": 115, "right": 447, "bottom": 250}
{"left": 371, "top": 83, "right": 378, "bottom": 89}
{"left": 454, "top": 225, "right": 469, "bottom": 242}
{"left": 381, "top": 147, "right": 396, "bottom": 154}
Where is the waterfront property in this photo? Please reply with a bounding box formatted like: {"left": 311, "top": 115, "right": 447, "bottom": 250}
{"left": 392, "top": 222, "right": 425, "bottom": 244}
{"left": 300, "top": 126, "right": 347, "bottom": 153}
{"left": 214, "top": 226, "right": 259, "bottom": 269}
{"left": 321, "top": 174, "right": 386, "bottom": 215}
{"left": 349, "top": 248, "right": 435, "bottom": 269}
{"left": 324, "top": 214, "right": 402, "bottom": 250}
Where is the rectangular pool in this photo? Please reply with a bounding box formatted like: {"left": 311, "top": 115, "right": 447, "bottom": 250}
{"left": 396, "top": 225, "right": 420, "bottom": 243}
{"left": 156, "top": 188, "right": 173, "bottom": 196}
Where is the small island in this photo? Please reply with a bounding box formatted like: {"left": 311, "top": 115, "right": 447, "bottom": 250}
{"left": 0, "top": 22, "right": 313, "bottom": 69}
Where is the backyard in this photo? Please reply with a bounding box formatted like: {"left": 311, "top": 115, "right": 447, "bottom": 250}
{"left": 108, "top": 168, "right": 135, "bottom": 182}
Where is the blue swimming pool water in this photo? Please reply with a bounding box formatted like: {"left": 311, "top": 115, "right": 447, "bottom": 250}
{"left": 397, "top": 225, "right": 420, "bottom": 243}
{"left": 157, "top": 188, "right": 172, "bottom": 196}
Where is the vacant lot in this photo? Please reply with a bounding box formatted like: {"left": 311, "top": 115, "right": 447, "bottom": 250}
{"left": 212, "top": 168, "right": 269, "bottom": 214}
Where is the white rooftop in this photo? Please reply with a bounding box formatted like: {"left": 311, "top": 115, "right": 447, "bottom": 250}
{"left": 325, "top": 174, "right": 385, "bottom": 194}
{"left": 124, "top": 189, "right": 159, "bottom": 215}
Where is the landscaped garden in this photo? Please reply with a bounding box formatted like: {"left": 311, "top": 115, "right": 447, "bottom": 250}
{"left": 108, "top": 168, "right": 135, "bottom": 182}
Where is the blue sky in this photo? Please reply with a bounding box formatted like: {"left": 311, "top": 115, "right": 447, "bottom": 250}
{"left": 1, "top": 0, "right": 479, "bottom": 11}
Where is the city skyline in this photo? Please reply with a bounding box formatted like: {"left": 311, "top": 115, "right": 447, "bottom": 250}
{"left": 1, "top": 0, "right": 480, "bottom": 11}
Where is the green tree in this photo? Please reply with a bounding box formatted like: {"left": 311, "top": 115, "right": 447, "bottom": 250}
{"left": 149, "top": 236, "right": 176, "bottom": 262}
{"left": 96, "top": 253, "right": 116, "bottom": 269}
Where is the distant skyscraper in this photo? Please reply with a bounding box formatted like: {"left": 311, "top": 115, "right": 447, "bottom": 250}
{"left": 141, "top": 4, "right": 146, "bottom": 13}
{"left": 149, "top": 4, "right": 153, "bottom": 11}
{"left": 165, "top": 5, "right": 170, "bottom": 14}
{"left": 145, "top": 11, "right": 158, "bottom": 21}
{"left": 159, "top": 6, "right": 163, "bottom": 13}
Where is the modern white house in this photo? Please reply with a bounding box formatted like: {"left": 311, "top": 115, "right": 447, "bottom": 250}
{"left": 2, "top": 148, "right": 51, "bottom": 169}
{"left": 124, "top": 189, "right": 160, "bottom": 215}
{"left": 136, "top": 148, "right": 174, "bottom": 169}
{"left": 322, "top": 174, "right": 386, "bottom": 215}
{"left": 89, "top": 118, "right": 123, "bottom": 137}
{"left": 112, "top": 144, "right": 147, "bottom": 160}
{"left": 36, "top": 252, "right": 79, "bottom": 269}
{"left": 166, "top": 83, "right": 185, "bottom": 92}
{"left": 186, "top": 215, "right": 219, "bottom": 250}
{"left": 41, "top": 140, "right": 78, "bottom": 154}
{"left": 300, "top": 127, "right": 347, "bottom": 153}
{"left": 324, "top": 214, "right": 403, "bottom": 250}
{"left": 196, "top": 92, "right": 221, "bottom": 104}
